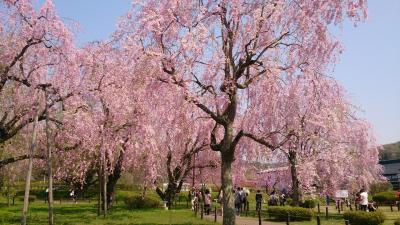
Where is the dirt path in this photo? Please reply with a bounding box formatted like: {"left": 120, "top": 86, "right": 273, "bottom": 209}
{"left": 204, "top": 214, "right": 284, "bottom": 225}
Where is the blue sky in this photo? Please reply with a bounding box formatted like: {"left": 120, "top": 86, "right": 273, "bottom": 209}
{"left": 47, "top": 0, "right": 399, "bottom": 145}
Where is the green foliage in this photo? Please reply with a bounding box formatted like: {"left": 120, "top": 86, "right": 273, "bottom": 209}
{"left": 343, "top": 211, "right": 385, "bottom": 225}
{"left": 300, "top": 199, "right": 318, "bottom": 208}
{"left": 370, "top": 182, "right": 393, "bottom": 195}
{"left": 176, "top": 191, "right": 189, "bottom": 202}
{"left": 285, "top": 198, "right": 293, "bottom": 206}
{"left": 380, "top": 141, "right": 400, "bottom": 160}
{"left": 17, "top": 195, "right": 36, "bottom": 202}
{"left": 115, "top": 190, "right": 133, "bottom": 202}
{"left": 267, "top": 206, "right": 314, "bottom": 221}
{"left": 16, "top": 189, "right": 70, "bottom": 200}
{"left": 372, "top": 191, "right": 397, "bottom": 204}
{"left": 395, "top": 218, "right": 400, "bottom": 225}
{"left": 124, "top": 195, "right": 161, "bottom": 209}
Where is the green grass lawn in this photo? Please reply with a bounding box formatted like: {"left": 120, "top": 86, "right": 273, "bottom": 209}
{"left": 0, "top": 201, "right": 219, "bottom": 225}
{"left": 3, "top": 192, "right": 400, "bottom": 225}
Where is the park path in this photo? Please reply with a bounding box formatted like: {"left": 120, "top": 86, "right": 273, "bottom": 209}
{"left": 204, "top": 214, "right": 284, "bottom": 225}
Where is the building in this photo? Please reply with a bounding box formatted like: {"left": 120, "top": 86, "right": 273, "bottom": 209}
{"left": 379, "top": 159, "right": 400, "bottom": 190}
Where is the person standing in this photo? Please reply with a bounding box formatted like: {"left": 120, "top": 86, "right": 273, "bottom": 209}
{"left": 204, "top": 189, "right": 212, "bottom": 215}
{"left": 45, "top": 188, "right": 49, "bottom": 203}
{"left": 255, "top": 190, "right": 263, "bottom": 211}
{"left": 325, "top": 194, "right": 330, "bottom": 206}
{"left": 359, "top": 189, "right": 368, "bottom": 211}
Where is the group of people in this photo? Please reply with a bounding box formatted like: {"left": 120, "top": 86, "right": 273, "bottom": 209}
{"left": 267, "top": 190, "right": 287, "bottom": 206}
{"left": 355, "top": 188, "right": 376, "bottom": 212}
{"left": 233, "top": 187, "right": 249, "bottom": 215}
{"left": 189, "top": 187, "right": 212, "bottom": 215}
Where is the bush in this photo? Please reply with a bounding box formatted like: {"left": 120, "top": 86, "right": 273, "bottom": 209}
{"left": 16, "top": 189, "right": 70, "bottom": 200}
{"left": 124, "top": 195, "right": 161, "bottom": 209}
{"left": 267, "top": 206, "right": 313, "bottom": 221}
{"left": 17, "top": 195, "right": 36, "bottom": 202}
{"left": 176, "top": 192, "right": 189, "bottom": 202}
{"left": 394, "top": 218, "right": 400, "bottom": 225}
{"left": 372, "top": 191, "right": 397, "bottom": 205}
{"left": 343, "top": 211, "right": 385, "bottom": 225}
{"left": 370, "top": 182, "right": 393, "bottom": 195}
{"left": 285, "top": 198, "right": 293, "bottom": 206}
{"left": 300, "top": 199, "right": 318, "bottom": 208}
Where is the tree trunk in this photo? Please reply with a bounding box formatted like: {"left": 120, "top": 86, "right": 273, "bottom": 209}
{"left": 106, "top": 149, "right": 124, "bottom": 209}
{"left": 289, "top": 151, "right": 301, "bottom": 206}
{"left": 221, "top": 152, "right": 235, "bottom": 225}
{"left": 98, "top": 168, "right": 102, "bottom": 216}
{"left": 102, "top": 150, "right": 107, "bottom": 217}
{"left": 7, "top": 182, "right": 10, "bottom": 207}
{"left": 141, "top": 180, "right": 148, "bottom": 199}
{"left": 165, "top": 183, "right": 177, "bottom": 209}
{"left": 45, "top": 90, "right": 54, "bottom": 225}
{"left": 21, "top": 110, "right": 39, "bottom": 225}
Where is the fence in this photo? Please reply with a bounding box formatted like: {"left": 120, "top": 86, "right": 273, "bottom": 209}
{"left": 191, "top": 201, "right": 400, "bottom": 225}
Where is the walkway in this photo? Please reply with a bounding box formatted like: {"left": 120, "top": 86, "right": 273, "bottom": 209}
{"left": 204, "top": 214, "right": 284, "bottom": 225}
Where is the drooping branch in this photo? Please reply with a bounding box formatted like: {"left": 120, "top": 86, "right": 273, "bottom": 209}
{"left": 0, "top": 154, "right": 45, "bottom": 168}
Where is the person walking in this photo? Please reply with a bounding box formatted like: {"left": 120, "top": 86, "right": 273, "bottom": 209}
{"left": 240, "top": 188, "right": 247, "bottom": 212}
{"left": 359, "top": 188, "right": 368, "bottom": 211}
{"left": 255, "top": 190, "right": 263, "bottom": 211}
{"left": 191, "top": 188, "right": 198, "bottom": 211}
{"left": 235, "top": 187, "right": 242, "bottom": 216}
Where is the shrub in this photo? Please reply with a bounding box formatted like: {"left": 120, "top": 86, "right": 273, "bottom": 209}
{"left": 17, "top": 195, "right": 36, "bottom": 202}
{"left": 16, "top": 189, "right": 70, "bottom": 200}
{"left": 267, "top": 206, "right": 313, "bottom": 221}
{"left": 370, "top": 182, "right": 392, "bottom": 195}
{"left": 343, "top": 211, "right": 385, "bottom": 225}
{"left": 124, "top": 195, "right": 161, "bottom": 209}
{"left": 285, "top": 198, "right": 293, "bottom": 206}
{"left": 372, "top": 191, "right": 397, "bottom": 205}
{"left": 300, "top": 199, "right": 318, "bottom": 208}
{"left": 394, "top": 218, "right": 400, "bottom": 225}
{"left": 176, "top": 192, "right": 189, "bottom": 202}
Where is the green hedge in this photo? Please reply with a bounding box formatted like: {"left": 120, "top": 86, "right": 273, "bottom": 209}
{"left": 343, "top": 211, "right": 385, "bottom": 225}
{"left": 267, "top": 206, "right": 313, "bottom": 221}
{"left": 17, "top": 195, "right": 36, "bottom": 202}
{"left": 124, "top": 195, "right": 161, "bottom": 209}
{"left": 16, "top": 189, "right": 71, "bottom": 200}
{"left": 372, "top": 191, "right": 397, "bottom": 205}
{"left": 300, "top": 199, "right": 318, "bottom": 208}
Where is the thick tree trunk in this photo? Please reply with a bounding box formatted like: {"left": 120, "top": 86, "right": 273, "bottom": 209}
{"left": 155, "top": 187, "right": 165, "bottom": 200}
{"left": 106, "top": 176, "right": 117, "bottom": 209}
{"left": 155, "top": 183, "right": 178, "bottom": 209}
{"left": 221, "top": 152, "right": 235, "bottom": 225}
{"left": 165, "top": 183, "right": 177, "bottom": 209}
{"left": 106, "top": 149, "right": 124, "bottom": 209}
{"left": 21, "top": 110, "right": 39, "bottom": 225}
{"left": 289, "top": 151, "right": 301, "bottom": 206}
{"left": 45, "top": 91, "right": 54, "bottom": 225}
